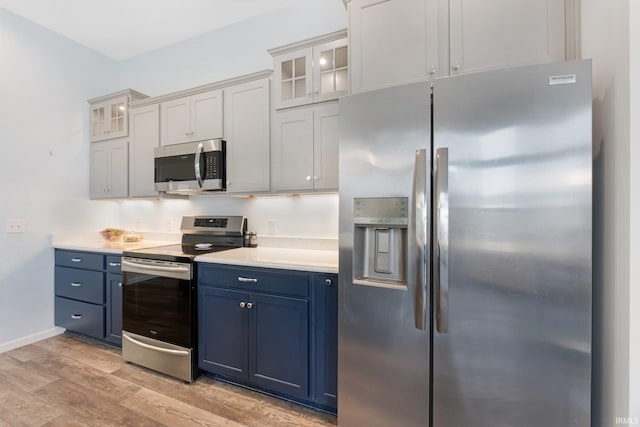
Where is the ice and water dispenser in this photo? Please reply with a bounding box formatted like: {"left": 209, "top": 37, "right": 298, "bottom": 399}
{"left": 353, "top": 197, "right": 408, "bottom": 289}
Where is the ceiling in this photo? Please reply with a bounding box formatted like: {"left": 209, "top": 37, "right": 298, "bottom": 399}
{"left": 0, "top": 0, "right": 306, "bottom": 61}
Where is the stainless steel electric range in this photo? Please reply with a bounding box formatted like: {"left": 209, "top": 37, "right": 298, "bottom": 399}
{"left": 121, "top": 215, "right": 246, "bottom": 382}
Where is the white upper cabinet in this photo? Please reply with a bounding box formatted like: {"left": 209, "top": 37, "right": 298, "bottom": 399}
{"left": 90, "top": 138, "right": 128, "bottom": 199}
{"left": 223, "top": 76, "right": 271, "bottom": 193}
{"left": 347, "top": 0, "right": 570, "bottom": 92}
{"left": 447, "top": 0, "right": 566, "bottom": 75}
{"left": 89, "top": 90, "right": 147, "bottom": 142}
{"left": 160, "top": 89, "right": 223, "bottom": 146}
{"left": 128, "top": 104, "right": 160, "bottom": 198}
{"left": 349, "top": 0, "right": 434, "bottom": 93}
{"left": 270, "top": 30, "right": 348, "bottom": 110}
{"left": 271, "top": 102, "right": 339, "bottom": 192}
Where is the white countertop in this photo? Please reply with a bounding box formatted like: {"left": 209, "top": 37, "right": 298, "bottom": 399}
{"left": 196, "top": 247, "right": 339, "bottom": 274}
{"left": 52, "top": 239, "right": 177, "bottom": 254}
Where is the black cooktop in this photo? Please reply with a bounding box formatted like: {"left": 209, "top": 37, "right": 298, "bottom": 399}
{"left": 123, "top": 243, "right": 236, "bottom": 263}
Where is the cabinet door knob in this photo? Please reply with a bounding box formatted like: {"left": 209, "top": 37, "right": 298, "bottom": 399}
{"left": 428, "top": 66, "right": 436, "bottom": 76}
{"left": 452, "top": 63, "right": 462, "bottom": 72}
{"left": 185, "top": 131, "right": 190, "bottom": 136}
{"left": 118, "top": 282, "right": 123, "bottom": 287}
{"left": 325, "top": 278, "right": 333, "bottom": 286}
{"left": 306, "top": 176, "right": 312, "bottom": 181}
{"left": 313, "top": 176, "right": 319, "bottom": 181}
{"left": 246, "top": 302, "right": 253, "bottom": 309}
{"left": 240, "top": 301, "right": 246, "bottom": 308}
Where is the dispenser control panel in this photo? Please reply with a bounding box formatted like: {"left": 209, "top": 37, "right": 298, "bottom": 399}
{"left": 354, "top": 197, "right": 408, "bottom": 226}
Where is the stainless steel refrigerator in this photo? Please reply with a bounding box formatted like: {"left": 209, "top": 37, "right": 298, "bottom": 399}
{"left": 338, "top": 60, "right": 592, "bottom": 427}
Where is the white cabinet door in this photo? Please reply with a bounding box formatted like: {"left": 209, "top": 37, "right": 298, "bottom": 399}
{"left": 273, "top": 48, "right": 314, "bottom": 109}
{"left": 349, "top": 0, "right": 434, "bottom": 93}
{"left": 313, "top": 103, "right": 339, "bottom": 190}
{"left": 90, "top": 139, "right": 128, "bottom": 199}
{"left": 108, "top": 139, "right": 129, "bottom": 198}
{"left": 90, "top": 141, "right": 109, "bottom": 198}
{"left": 160, "top": 97, "right": 190, "bottom": 146}
{"left": 272, "top": 107, "right": 314, "bottom": 191}
{"left": 224, "top": 79, "right": 270, "bottom": 193}
{"left": 449, "top": 0, "right": 565, "bottom": 75}
{"left": 191, "top": 89, "right": 223, "bottom": 141}
{"left": 313, "top": 39, "right": 349, "bottom": 104}
{"left": 129, "top": 104, "right": 159, "bottom": 198}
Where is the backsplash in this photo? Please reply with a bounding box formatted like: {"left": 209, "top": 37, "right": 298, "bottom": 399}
{"left": 116, "top": 193, "right": 339, "bottom": 240}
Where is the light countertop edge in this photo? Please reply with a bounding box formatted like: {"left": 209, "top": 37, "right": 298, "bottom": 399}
{"left": 195, "top": 247, "right": 339, "bottom": 274}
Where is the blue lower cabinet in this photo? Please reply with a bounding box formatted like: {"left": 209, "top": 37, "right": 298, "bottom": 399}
{"left": 55, "top": 296, "right": 105, "bottom": 339}
{"left": 249, "top": 293, "right": 309, "bottom": 399}
{"left": 105, "top": 273, "right": 123, "bottom": 345}
{"left": 54, "top": 249, "right": 123, "bottom": 346}
{"left": 199, "top": 286, "right": 249, "bottom": 381}
{"left": 312, "top": 274, "right": 338, "bottom": 412}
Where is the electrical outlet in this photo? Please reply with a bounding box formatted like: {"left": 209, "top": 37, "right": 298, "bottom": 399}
{"left": 267, "top": 220, "right": 277, "bottom": 235}
{"left": 6, "top": 219, "right": 25, "bottom": 233}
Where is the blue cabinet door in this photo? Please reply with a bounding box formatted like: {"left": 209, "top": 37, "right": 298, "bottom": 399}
{"left": 106, "top": 273, "right": 123, "bottom": 345}
{"left": 199, "top": 286, "right": 249, "bottom": 381}
{"left": 248, "top": 292, "right": 309, "bottom": 400}
{"left": 313, "top": 274, "right": 338, "bottom": 411}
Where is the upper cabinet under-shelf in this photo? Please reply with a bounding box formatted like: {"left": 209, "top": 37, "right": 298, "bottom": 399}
{"left": 269, "top": 29, "right": 348, "bottom": 110}
{"left": 88, "top": 89, "right": 147, "bottom": 142}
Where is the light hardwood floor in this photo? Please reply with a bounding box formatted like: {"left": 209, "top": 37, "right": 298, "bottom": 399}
{"left": 0, "top": 334, "right": 337, "bottom": 427}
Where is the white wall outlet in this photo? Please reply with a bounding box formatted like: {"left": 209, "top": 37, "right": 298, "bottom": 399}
{"left": 267, "top": 219, "right": 277, "bottom": 235}
{"left": 6, "top": 219, "right": 26, "bottom": 233}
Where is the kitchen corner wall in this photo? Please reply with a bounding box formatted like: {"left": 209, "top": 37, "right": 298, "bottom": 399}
{"left": 0, "top": 0, "right": 346, "bottom": 351}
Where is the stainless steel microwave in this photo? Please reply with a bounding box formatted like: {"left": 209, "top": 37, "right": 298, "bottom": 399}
{"left": 154, "top": 139, "right": 226, "bottom": 194}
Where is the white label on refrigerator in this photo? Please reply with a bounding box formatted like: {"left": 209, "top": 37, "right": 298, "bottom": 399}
{"left": 549, "top": 74, "right": 577, "bottom": 86}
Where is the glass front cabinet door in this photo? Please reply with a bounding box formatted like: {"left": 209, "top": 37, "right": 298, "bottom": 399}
{"left": 90, "top": 96, "right": 129, "bottom": 142}
{"left": 271, "top": 31, "right": 348, "bottom": 110}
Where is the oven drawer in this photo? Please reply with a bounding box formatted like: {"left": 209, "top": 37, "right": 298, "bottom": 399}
{"left": 55, "top": 250, "right": 104, "bottom": 270}
{"left": 55, "top": 266, "right": 105, "bottom": 304}
{"left": 106, "top": 255, "right": 122, "bottom": 273}
{"left": 199, "top": 264, "right": 309, "bottom": 298}
{"left": 55, "top": 297, "right": 105, "bottom": 339}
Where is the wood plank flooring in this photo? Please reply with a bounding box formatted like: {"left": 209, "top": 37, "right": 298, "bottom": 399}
{"left": 0, "top": 334, "right": 337, "bottom": 427}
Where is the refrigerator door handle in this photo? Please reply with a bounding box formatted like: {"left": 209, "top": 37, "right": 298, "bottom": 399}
{"left": 435, "top": 147, "right": 450, "bottom": 333}
{"left": 414, "top": 149, "right": 428, "bottom": 330}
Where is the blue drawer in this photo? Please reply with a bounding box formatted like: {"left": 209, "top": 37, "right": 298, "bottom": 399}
{"left": 106, "top": 255, "right": 122, "bottom": 273}
{"left": 55, "top": 250, "right": 104, "bottom": 270}
{"left": 55, "top": 296, "right": 104, "bottom": 340}
{"left": 55, "top": 266, "right": 104, "bottom": 304}
{"left": 198, "top": 264, "right": 309, "bottom": 298}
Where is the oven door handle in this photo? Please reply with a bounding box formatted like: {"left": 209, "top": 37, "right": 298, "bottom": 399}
{"left": 122, "top": 260, "right": 190, "bottom": 274}
{"left": 123, "top": 333, "right": 189, "bottom": 356}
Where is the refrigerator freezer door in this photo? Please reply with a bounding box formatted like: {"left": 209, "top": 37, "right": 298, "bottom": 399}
{"left": 432, "top": 60, "right": 592, "bottom": 427}
{"left": 338, "top": 82, "right": 431, "bottom": 427}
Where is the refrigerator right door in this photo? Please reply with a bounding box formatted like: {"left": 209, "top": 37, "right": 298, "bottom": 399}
{"left": 432, "top": 60, "right": 592, "bottom": 427}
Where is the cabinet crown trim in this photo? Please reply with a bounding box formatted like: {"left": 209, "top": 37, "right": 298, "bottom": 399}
{"left": 268, "top": 29, "right": 347, "bottom": 57}
{"left": 88, "top": 89, "right": 148, "bottom": 104}
{"left": 129, "top": 69, "right": 273, "bottom": 108}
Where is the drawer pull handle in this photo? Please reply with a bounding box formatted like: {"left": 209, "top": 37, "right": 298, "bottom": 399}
{"left": 71, "top": 258, "right": 82, "bottom": 262}
{"left": 71, "top": 314, "right": 83, "bottom": 320}
{"left": 70, "top": 282, "right": 83, "bottom": 287}
{"left": 109, "top": 262, "right": 121, "bottom": 267}
{"left": 237, "top": 277, "right": 258, "bottom": 283}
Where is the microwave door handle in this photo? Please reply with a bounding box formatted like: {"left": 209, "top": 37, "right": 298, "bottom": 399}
{"left": 194, "top": 141, "right": 204, "bottom": 188}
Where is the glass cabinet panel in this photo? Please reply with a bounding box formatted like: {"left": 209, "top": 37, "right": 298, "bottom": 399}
{"left": 92, "top": 106, "right": 105, "bottom": 138}
{"left": 313, "top": 40, "right": 348, "bottom": 103}
{"left": 111, "top": 102, "right": 125, "bottom": 133}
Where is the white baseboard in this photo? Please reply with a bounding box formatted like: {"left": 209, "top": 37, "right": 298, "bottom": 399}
{"left": 0, "top": 327, "right": 65, "bottom": 353}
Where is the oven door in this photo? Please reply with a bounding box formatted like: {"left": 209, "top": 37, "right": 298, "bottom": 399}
{"left": 122, "top": 257, "right": 194, "bottom": 348}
